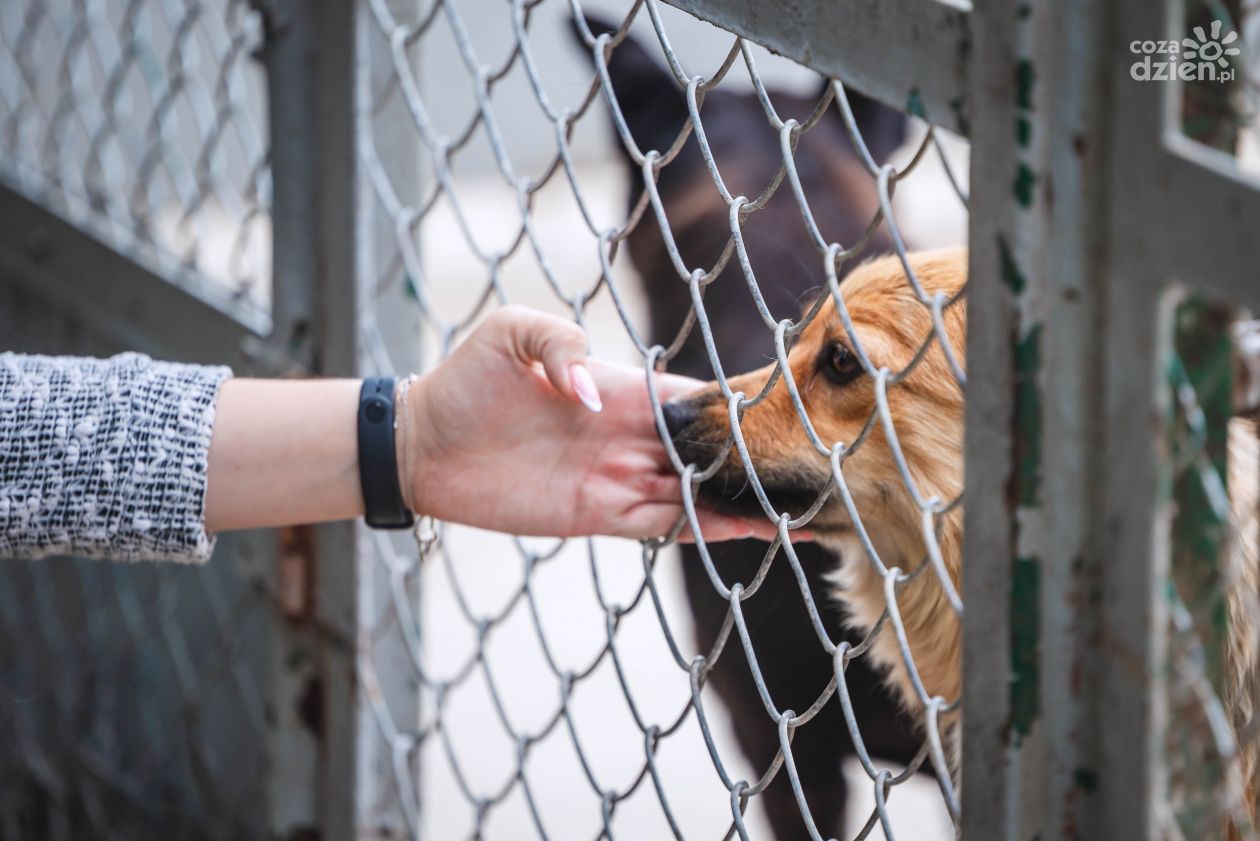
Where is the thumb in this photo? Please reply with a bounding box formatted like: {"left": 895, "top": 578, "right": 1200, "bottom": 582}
{"left": 491, "top": 306, "right": 603, "bottom": 413}
{"left": 653, "top": 371, "right": 709, "bottom": 404}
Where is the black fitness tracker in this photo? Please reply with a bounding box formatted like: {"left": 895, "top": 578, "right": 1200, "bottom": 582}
{"left": 357, "top": 377, "right": 415, "bottom": 530}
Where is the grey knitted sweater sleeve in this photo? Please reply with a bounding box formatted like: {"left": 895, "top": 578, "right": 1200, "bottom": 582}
{"left": 0, "top": 352, "right": 233, "bottom": 563}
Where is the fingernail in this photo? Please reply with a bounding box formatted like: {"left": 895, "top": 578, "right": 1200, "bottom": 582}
{"left": 570, "top": 363, "right": 602, "bottom": 413}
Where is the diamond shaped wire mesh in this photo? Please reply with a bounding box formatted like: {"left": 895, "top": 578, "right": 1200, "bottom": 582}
{"left": 1161, "top": 304, "right": 1260, "bottom": 841}
{"left": 0, "top": 533, "right": 274, "bottom": 840}
{"left": 0, "top": 0, "right": 271, "bottom": 304}
{"left": 0, "top": 5, "right": 275, "bottom": 835}
{"left": 357, "top": 1, "right": 969, "bottom": 837}
{"left": 5, "top": 1, "right": 1260, "bottom": 838}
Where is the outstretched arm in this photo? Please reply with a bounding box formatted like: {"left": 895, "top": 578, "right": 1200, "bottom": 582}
{"left": 205, "top": 306, "right": 775, "bottom": 542}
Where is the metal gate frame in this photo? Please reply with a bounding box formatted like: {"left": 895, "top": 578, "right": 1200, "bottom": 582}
{"left": 0, "top": 2, "right": 369, "bottom": 836}
{"left": 963, "top": 0, "right": 1260, "bottom": 838}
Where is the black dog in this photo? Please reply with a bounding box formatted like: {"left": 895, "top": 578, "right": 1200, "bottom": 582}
{"left": 572, "top": 16, "right": 926, "bottom": 838}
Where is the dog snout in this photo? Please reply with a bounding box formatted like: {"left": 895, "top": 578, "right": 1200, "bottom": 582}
{"left": 662, "top": 399, "right": 700, "bottom": 440}
{"left": 662, "top": 399, "right": 721, "bottom": 468}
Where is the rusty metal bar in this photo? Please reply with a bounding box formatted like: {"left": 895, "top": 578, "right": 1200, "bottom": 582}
{"left": 962, "top": 0, "right": 1121, "bottom": 836}
{"left": 965, "top": 0, "right": 1260, "bottom": 835}
{"left": 958, "top": 0, "right": 1022, "bottom": 831}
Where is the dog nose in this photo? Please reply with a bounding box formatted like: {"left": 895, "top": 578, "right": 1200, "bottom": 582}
{"left": 661, "top": 400, "right": 699, "bottom": 440}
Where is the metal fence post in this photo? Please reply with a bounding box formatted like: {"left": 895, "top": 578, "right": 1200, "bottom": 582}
{"left": 966, "top": 0, "right": 1260, "bottom": 836}
{"left": 959, "top": 0, "right": 1023, "bottom": 831}
{"left": 963, "top": 0, "right": 1126, "bottom": 836}
{"left": 258, "top": 1, "right": 418, "bottom": 836}
{"left": 254, "top": 2, "right": 355, "bottom": 837}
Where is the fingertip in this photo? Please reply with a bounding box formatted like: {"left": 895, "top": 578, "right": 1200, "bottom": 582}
{"left": 570, "top": 362, "right": 603, "bottom": 413}
{"left": 653, "top": 373, "right": 708, "bottom": 404}
{"left": 690, "top": 517, "right": 756, "bottom": 543}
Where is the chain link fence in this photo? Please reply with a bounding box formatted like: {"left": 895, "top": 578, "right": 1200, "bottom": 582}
{"left": 0, "top": 0, "right": 271, "bottom": 306}
{"left": 4, "top": 0, "right": 1260, "bottom": 839}
{"left": 0, "top": 535, "right": 275, "bottom": 839}
{"left": 1162, "top": 304, "right": 1260, "bottom": 840}
{"left": 0, "top": 2, "right": 283, "bottom": 839}
{"left": 356, "top": 0, "right": 967, "bottom": 837}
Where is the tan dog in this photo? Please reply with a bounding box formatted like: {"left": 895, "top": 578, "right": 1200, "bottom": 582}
{"left": 1227, "top": 380, "right": 1260, "bottom": 838}
{"left": 662, "top": 248, "right": 1260, "bottom": 828}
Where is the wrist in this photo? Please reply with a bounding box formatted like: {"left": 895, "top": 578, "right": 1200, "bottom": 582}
{"left": 396, "top": 371, "right": 442, "bottom": 520}
{"left": 394, "top": 375, "right": 422, "bottom": 515}
{"left": 205, "top": 378, "right": 362, "bottom": 532}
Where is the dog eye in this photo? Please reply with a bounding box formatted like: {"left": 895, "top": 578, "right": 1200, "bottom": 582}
{"left": 822, "top": 343, "right": 863, "bottom": 386}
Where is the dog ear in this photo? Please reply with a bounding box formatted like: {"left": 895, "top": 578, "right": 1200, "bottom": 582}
{"left": 570, "top": 14, "right": 688, "bottom": 158}
{"left": 819, "top": 77, "right": 908, "bottom": 166}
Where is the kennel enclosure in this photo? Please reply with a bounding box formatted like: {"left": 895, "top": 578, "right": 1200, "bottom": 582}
{"left": 0, "top": 0, "right": 1258, "bottom": 839}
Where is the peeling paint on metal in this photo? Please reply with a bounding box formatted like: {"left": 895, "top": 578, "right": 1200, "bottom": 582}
{"left": 1014, "top": 325, "right": 1043, "bottom": 507}
{"left": 998, "top": 235, "right": 1026, "bottom": 294}
{"left": 1073, "top": 767, "right": 1098, "bottom": 793}
{"left": 1014, "top": 164, "right": 1037, "bottom": 208}
{"left": 1016, "top": 59, "right": 1036, "bottom": 111}
{"left": 1009, "top": 260, "right": 1042, "bottom": 745}
{"left": 906, "top": 88, "right": 926, "bottom": 120}
{"left": 1011, "top": 555, "right": 1041, "bottom": 742}
{"left": 951, "top": 96, "right": 971, "bottom": 138}
{"left": 1006, "top": 29, "right": 1043, "bottom": 755}
{"left": 1015, "top": 116, "right": 1031, "bottom": 148}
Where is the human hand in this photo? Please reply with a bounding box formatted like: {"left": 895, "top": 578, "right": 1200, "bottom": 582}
{"left": 400, "top": 306, "right": 780, "bottom": 541}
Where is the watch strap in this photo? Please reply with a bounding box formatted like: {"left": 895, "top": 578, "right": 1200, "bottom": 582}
{"left": 357, "top": 377, "right": 415, "bottom": 530}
